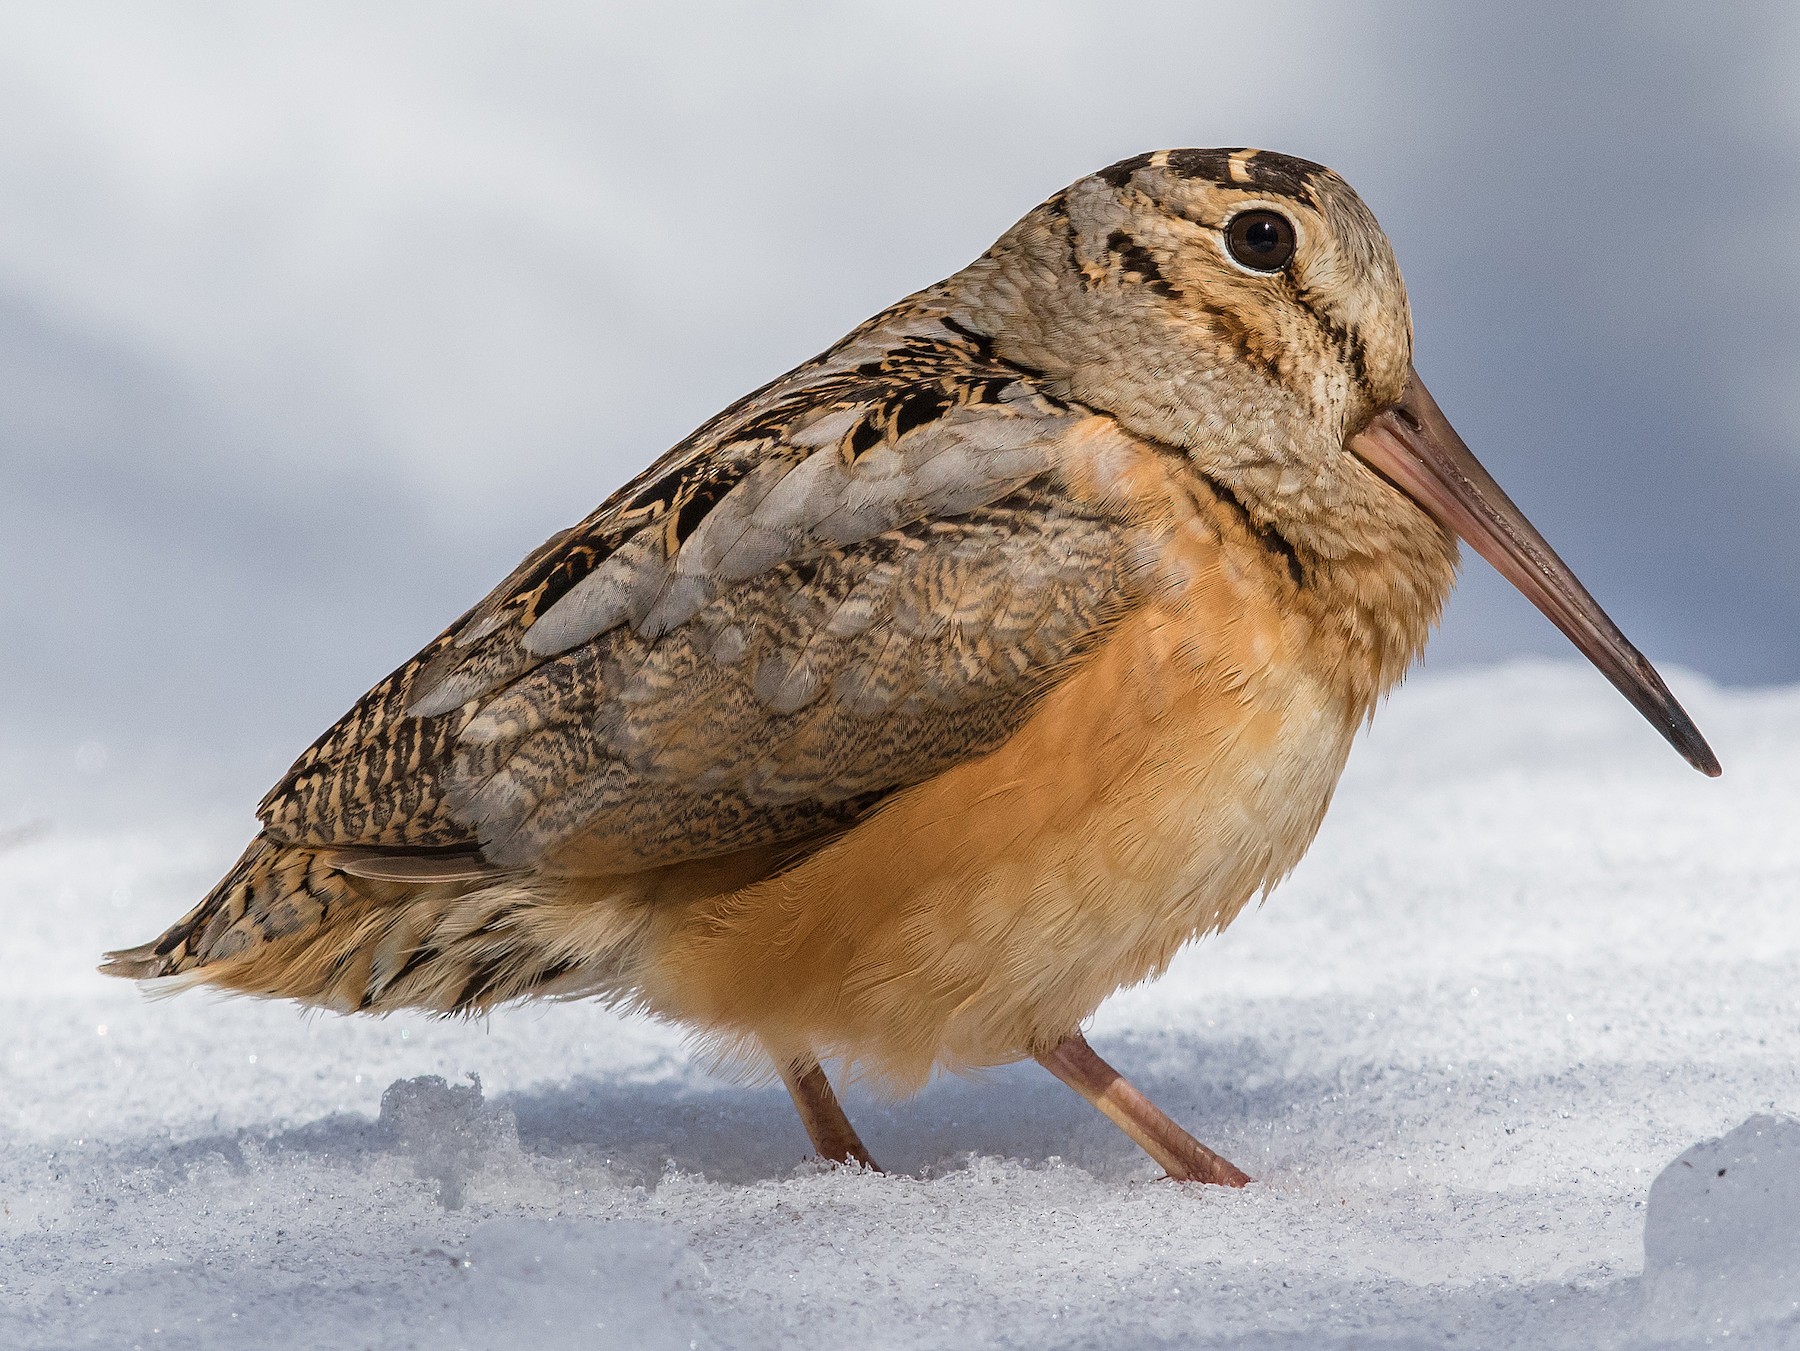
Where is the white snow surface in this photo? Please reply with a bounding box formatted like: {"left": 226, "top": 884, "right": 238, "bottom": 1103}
{"left": 3, "top": 659, "right": 1799, "bottom": 1349}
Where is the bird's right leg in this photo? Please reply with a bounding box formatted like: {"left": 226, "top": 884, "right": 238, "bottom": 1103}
{"left": 773, "top": 1050, "right": 881, "bottom": 1171}
{"left": 1037, "top": 1031, "right": 1250, "bottom": 1186}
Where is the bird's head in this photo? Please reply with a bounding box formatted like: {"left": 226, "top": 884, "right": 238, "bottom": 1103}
{"left": 956, "top": 148, "right": 1410, "bottom": 555}
{"left": 953, "top": 148, "right": 1719, "bottom": 776}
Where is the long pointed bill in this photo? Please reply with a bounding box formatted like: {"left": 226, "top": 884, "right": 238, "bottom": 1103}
{"left": 1348, "top": 369, "right": 1720, "bottom": 776}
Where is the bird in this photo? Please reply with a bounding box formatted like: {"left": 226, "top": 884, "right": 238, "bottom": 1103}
{"left": 103, "top": 147, "right": 1719, "bottom": 1186}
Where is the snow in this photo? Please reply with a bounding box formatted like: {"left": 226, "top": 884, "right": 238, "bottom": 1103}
{"left": 2, "top": 659, "right": 1798, "bottom": 1349}
{"left": 1643, "top": 1115, "right": 1800, "bottom": 1340}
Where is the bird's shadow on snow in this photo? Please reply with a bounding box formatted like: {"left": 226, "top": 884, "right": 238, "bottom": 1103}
{"left": 497, "top": 1028, "right": 1285, "bottom": 1185}
{"left": 117, "top": 1028, "right": 1288, "bottom": 1189}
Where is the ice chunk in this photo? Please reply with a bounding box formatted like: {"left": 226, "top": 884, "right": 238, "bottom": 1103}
{"left": 1640, "top": 1113, "right": 1800, "bottom": 1338}
{"left": 378, "top": 1073, "right": 520, "bottom": 1209}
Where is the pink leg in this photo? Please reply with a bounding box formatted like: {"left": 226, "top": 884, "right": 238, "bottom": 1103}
{"left": 775, "top": 1054, "right": 881, "bottom": 1171}
{"left": 1037, "top": 1031, "right": 1250, "bottom": 1186}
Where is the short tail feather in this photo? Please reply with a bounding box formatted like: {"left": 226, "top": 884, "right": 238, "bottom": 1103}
{"left": 100, "top": 834, "right": 617, "bottom": 1016}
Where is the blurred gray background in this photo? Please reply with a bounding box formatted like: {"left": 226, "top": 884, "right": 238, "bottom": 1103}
{"left": 2, "top": 1, "right": 1796, "bottom": 815}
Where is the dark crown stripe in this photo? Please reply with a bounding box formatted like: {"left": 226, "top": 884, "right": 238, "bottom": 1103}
{"left": 1121, "top": 148, "right": 1329, "bottom": 205}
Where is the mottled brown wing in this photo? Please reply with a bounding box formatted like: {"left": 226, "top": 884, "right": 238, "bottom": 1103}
{"left": 259, "top": 307, "right": 1142, "bottom": 873}
{"left": 445, "top": 481, "right": 1132, "bottom": 871}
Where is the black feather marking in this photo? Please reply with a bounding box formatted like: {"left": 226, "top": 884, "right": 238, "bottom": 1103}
{"left": 893, "top": 388, "right": 951, "bottom": 438}
{"left": 1292, "top": 282, "right": 1374, "bottom": 398}
{"left": 1042, "top": 190, "right": 1082, "bottom": 276}
{"left": 1164, "top": 147, "right": 1325, "bottom": 205}
{"left": 1164, "top": 148, "right": 1233, "bottom": 183}
{"left": 941, "top": 317, "right": 1058, "bottom": 392}
{"left": 452, "top": 950, "right": 514, "bottom": 1013}
{"left": 1194, "top": 298, "right": 1281, "bottom": 383}
{"left": 528, "top": 541, "right": 613, "bottom": 615}
{"left": 523, "top": 956, "right": 582, "bottom": 993}
{"left": 1098, "top": 152, "right": 1154, "bottom": 188}
{"left": 1105, "top": 230, "right": 1177, "bottom": 298}
{"left": 154, "top": 925, "right": 190, "bottom": 958}
{"left": 1196, "top": 471, "right": 1305, "bottom": 588}
{"left": 939, "top": 316, "right": 996, "bottom": 359}
{"left": 1238, "top": 150, "right": 1324, "bottom": 203}
{"left": 627, "top": 462, "right": 694, "bottom": 513}
{"left": 847, "top": 418, "right": 882, "bottom": 458}
{"left": 672, "top": 474, "right": 732, "bottom": 545}
{"left": 387, "top": 941, "right": 445, "bottom": 992}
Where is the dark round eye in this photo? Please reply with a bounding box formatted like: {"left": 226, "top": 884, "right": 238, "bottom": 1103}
{"left": 1225, "top": 210, "right": 1296, "bottom": 271}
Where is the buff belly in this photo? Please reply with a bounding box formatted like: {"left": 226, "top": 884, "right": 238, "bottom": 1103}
{"left": 638, "top": 580, "right": 1361, "bottom": 1092}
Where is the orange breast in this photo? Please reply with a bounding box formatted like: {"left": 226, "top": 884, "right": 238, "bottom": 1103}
{"left": 641, "top": 506, "right": 1366, "bottom": 1092}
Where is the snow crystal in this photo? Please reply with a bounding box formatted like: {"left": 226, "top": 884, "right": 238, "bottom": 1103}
{"left": 2, "top": 661, "right": 1798, "bottom": 1348}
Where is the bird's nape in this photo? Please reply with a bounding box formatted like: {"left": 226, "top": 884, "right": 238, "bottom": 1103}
{"left": 1347, "top": 370, "right": 1720, "bottom": 777}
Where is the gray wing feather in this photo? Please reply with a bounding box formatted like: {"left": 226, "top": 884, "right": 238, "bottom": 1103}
{"left": 444, "top": 483, "right": 1133, "bottom": 870}
{"left": 516, "top": 408, "right": 1062, "bottom": 664}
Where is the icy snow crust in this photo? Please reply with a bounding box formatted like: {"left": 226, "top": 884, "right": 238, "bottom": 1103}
{"left": 2, "top": 661, "right": 1798, "bottom": 1349}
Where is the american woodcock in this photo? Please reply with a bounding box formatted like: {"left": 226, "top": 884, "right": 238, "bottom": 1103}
{"left": 105, "top": 148, "right": 1719, "bottom": 1185}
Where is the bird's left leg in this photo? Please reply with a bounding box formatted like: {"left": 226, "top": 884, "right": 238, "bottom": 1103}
{"left": 1037, "top": 1031, "right": 1249, "bottom": 1186}
{"left": 772, "top": 1050, "right": 881, "bottom": 1171}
